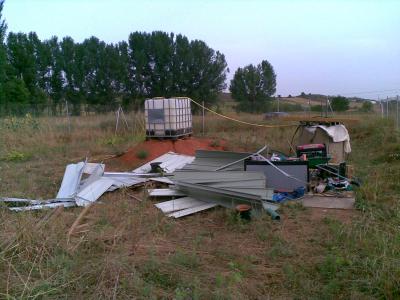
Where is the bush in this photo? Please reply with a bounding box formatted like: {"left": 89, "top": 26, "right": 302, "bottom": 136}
{"left": 360, "top": 101, "right": 373, "bottom": 112}
{"left": 136, "top": 149, "right": 149, "bottom": 159}
{"left": 331, "top": 96, "right": 349, "bottom": 112}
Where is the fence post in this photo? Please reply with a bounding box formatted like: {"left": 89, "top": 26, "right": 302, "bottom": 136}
{"left": 397, "top": 95, "right": 399, "bottom": 130}
{"left": 386, "top": 96, "right": 389, "bottom": 118}
{"left": 202, "top": 101, "right": 205, "bottom": 136}
{"left": 65, "top": 100, "right": 71, "bottom": 134}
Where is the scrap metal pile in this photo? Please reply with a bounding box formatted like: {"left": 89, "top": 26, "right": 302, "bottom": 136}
{"left": 1, "top": 136, "right": 358, "bottom": 218}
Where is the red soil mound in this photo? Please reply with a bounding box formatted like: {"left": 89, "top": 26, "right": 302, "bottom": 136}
{"left": 118, "top": 137, "right": 226, "bottom": 169}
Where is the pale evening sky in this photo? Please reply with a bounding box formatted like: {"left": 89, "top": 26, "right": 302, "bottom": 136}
{"left": 3, "top": 0, "right": 400, "bottom": 99}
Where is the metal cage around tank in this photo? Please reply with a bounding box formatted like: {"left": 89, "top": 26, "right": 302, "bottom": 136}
{"left": 145, "top": 97, "right": 193, "bottom": 139}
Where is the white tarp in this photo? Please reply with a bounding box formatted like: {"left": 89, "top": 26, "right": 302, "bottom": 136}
{"left": 305, "top": 124, "right": 351, "bottom": 153}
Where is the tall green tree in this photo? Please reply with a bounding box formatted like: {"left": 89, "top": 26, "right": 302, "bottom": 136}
{"left": 0, "top": 0, "right": 7, "bottom": 106}
{"left": 1, "top": 28, "right": 228, "bottom": 114}
{"left": 230, "top": 60, "right": 276, "bottom": 112}
{"left": 184, "top": 39, "right": 227, "bottom": 106}
{"left": 331, "top": 96, "right": 349, "bottom": 112}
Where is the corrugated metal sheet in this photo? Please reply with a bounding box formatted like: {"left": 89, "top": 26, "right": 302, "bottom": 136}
{"left": 149, "top": 177, "right": 174, "bottom": 184}
{"left": 9, "top": 201, "right": 76, "bottom": 211}
{"left": 155, "top": 197, "right": 206, "bottom": 213}
{"left": 178, "top": 150, "right": 252, "bottom": 171}
{"left": 148, "top": 188, "right": 186, "bottom": 197}
{"left": 132, "top": 152, "right": 195, "bottom": 174}
{"left": 105, "top": 175, "right": 147, "bottom": 192}
{"left": 167, "top": 203, "right": 218, "bottom": 218}
{"left": 83, "top": 163, "right": 105, "bottom": 175}
{"left": 75, "top": 177, "right": 114, "bottom": 207}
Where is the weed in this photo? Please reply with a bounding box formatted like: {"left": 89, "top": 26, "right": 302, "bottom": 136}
{"left": 169, "top": 249, "right": 199, "bottom": 269}
{"left": 266, "top": 236, "right": 294, "bottom": 258}
{"left": 136, "top": 149, "right": 149, "bottom": 159}
{"left": 209, "top": 139, "right": 221, "bottom": 147}
{"left": 2, "top": 150, "right": 31, "bottom": 162}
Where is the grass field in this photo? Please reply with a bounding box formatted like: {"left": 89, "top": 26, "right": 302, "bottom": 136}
{"left": 0, "top": 112, "right": 399, "bottom": 299}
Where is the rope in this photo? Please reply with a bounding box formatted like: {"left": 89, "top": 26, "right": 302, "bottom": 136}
{"left": 189, "top": 98, "right": 297, "bottom": 128}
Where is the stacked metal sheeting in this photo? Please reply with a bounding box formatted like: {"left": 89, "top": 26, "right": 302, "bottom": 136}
{"left": 171, "top": 171, "right": 276, "bottom": 214}
{"left": 178, "top": 150, "right": 252, "bottom": 171}
{"left": 172, "top": 171, "right": 273, "bottom": 201}
{"left": 151, "top": 149, "right": 280, "bottom": 219}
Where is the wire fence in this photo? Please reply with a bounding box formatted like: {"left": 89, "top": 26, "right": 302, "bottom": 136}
{"left": 0, "top": 101, "right": 144, "bottom": 118}
{"left": 1, "top": 96, "right": 399, "bottom": 131}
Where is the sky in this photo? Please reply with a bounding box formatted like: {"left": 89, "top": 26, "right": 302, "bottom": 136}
{"left": 3, "top": 0, "right": 400, "bottom": 99}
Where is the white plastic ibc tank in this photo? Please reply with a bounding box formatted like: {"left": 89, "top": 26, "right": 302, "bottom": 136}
{"left": 145, "top": 97, "right": 193, "bottom": 138}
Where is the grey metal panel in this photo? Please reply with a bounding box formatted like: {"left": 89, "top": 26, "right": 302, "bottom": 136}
{"left": 167, "top": 203, "right": 218, "bottom": 218}
{"left": 175, "top": 181, "right": 262, "bottom": 208}
{"left": 0, "top": 197, "right": 43, "bottom": 205}
{"left": 149, "top": 177, "right": 174, "bottom": 184}
{"left": 78, "top": 163, "right": 105, "bottom": 192}
{"left": 173, "top": 171, "right": 265, "bottom": 181}
{"left": 179, "top": 164, "right": 243, "bottom": 171}
{"left": 132, "top": 152, "right": 195, "bottom": 174}
{"left": 104, "top": 172, "right": 160, "bottom": 178}
{"left": 173, "top": 178, "right": 266, "bottom": 186}
{"left": 9, "top": 201, "right": 76, "bottom": 211}
{"left": 155, "top": 197, "right": 206, "bottom": 213}
{"left": 107, "top": 177, "right": 147, "bottom": 191}
{"left": 1, "top": 198, "right": 75, "bottom": 209}
{"left": 83, "top": 163, "right": 105, "bottom": 175}
{"left": 148, "top": 188, "right": 186, "bottom": 197}
{"left": 194, "top": 150, "right": 251, "bottom": 159}
{"left": 246, "top": 163, "right": 308, "bottom": 190}
{"left": 204, "top": 180, "right": 267, "bottom": 188}
{"left": 220, "top": 188, "right": 274, "bottom": 200}
{"left": 75, "top": 177, "right": 114, "bottom": 207}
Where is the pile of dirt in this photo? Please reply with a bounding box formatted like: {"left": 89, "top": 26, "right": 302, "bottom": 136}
{"left": 116, "top": 137, "right": 226, "bottom": 170}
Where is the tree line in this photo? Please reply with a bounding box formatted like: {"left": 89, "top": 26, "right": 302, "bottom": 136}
{"left": 0, "top": 0, "right": 281, "bottom": 116}
{"left": 0, "top": 1, "right": 229, "bottom": 115}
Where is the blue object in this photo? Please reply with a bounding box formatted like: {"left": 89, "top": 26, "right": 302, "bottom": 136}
{"left": 272, "top": 186, "right": 306, "bottom": 203}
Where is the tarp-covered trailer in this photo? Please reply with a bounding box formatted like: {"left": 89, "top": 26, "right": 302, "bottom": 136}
{"left": 296, "top": 120, "right": 352, "bottom": 163}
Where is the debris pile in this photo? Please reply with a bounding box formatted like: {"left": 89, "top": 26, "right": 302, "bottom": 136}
{"left": 2, "top": 122, "right": 359, "bottom": 219}
{"left": 1, "top": 152, "right": 194, "bottom": 211}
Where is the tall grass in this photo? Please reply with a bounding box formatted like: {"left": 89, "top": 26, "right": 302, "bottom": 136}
{"left": 0, "top": 112, "right": 399, "bottom": 298}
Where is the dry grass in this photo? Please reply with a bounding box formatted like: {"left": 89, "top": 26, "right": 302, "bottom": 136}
{"left": 0, "top": 112, "right": 399, "bottom": 298}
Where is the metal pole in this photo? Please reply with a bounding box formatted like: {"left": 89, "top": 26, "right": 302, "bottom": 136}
{"left": 202, "top": 101, "right": 205, "bottom": 136}
{"left": 115, "top": 106, "right": 120, "bottom": 135}
{"left": 320, "top": 97, "right": 323, "bottom": 117}
{"left": 65, "top": 100, "right": 71, "bottom": 133}
{"left": 277, "top": 97, "right": 280, "bottom": 112}
{"left": 397, "top": 95, "right": 399, "bottom": 130}
{"left": 386, "top": 96, "right": 389, "bottom": 118}
{"left": 325, "top": 96, "right": 328, "bottom": 117}
{"left": 308, "top": 98, "right": 311, "bottom": 117}
{"left": 379, "top": 96, "right": 383, "bottom": 118}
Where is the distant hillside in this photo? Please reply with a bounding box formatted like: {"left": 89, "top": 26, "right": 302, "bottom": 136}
{"left": 295, "top": 93, "right": 373, "bottom": 102}
{"left": 217, "top": 92, "right": 377, "bottom": 112}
